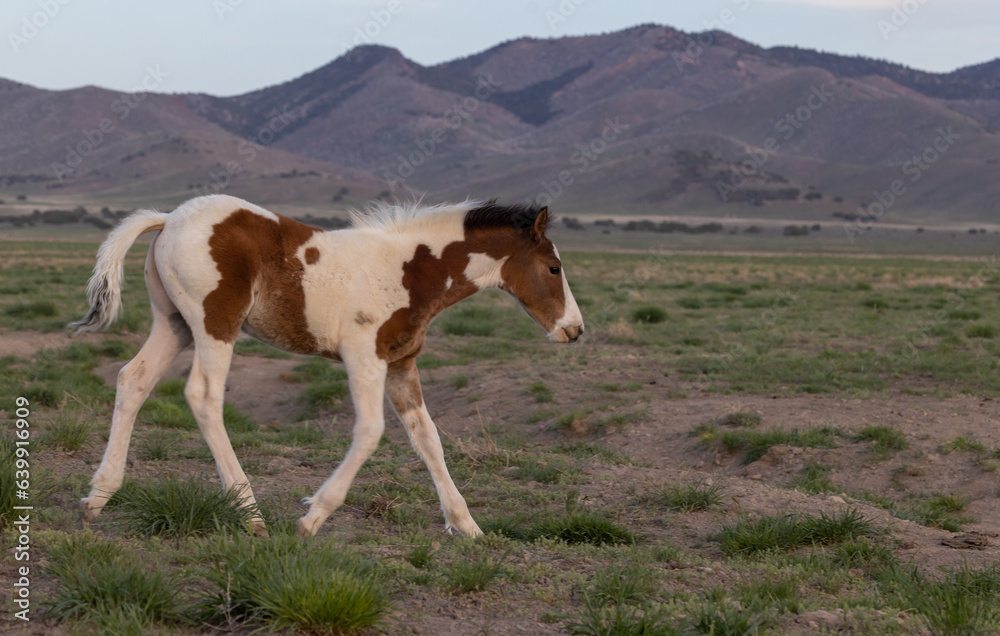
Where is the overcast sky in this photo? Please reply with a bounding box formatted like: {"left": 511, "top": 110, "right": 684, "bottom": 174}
{"left": 2, "top": 0, "right": 997, "bottom": 96}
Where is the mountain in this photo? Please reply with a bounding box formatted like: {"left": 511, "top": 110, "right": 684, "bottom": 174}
{"left": 2, "top": 24, "right": 999, "bottom": 223}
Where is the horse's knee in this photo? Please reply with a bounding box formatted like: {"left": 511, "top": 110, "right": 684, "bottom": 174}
{"left": 117, "top": 359, "right": 152, "bottom": 396}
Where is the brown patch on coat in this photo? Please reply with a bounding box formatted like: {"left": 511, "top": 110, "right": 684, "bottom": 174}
{"left": 374, "top": 221, "right": 565, "bottom": 361}
{"left": 304, "top": 247, "right": 320, "bottom": 265}
{"left": 203, "top": 209, "right": 321, "bottom": 352}
{"left": 355, "top": 312, "right": 374, "bottom": 326}
{"left": 386, "top": 357, "right": 424, "bottom": 413}
{"left": 375, "top": 242, "right": 479, "bottom": 360}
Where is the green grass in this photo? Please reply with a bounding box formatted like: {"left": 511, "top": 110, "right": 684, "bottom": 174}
{"left": 406, "top": 536, "right": 436, "bottom": 569}
{"left": 200, "top": 534, "right": 387, "bottom": 633}
{"left": 630, "top": 305, "right": 667, "bottom": 324}
{"left": 39, "top": 412, "right": 92, "bottom": 451}
{"left": 717, "top": 509, "right": 875, "bottom": 556}
{"left": 655, "top": 482, "right": 724, "bottom": 512}
{"left": 792, "top": 463, "right": 836, "bottom": 494}
{"left": 5, "top": 299, "right": 57, "bottom": 318}
{"left": 45, "top": 534, "right": 180, "bottom": 632}
{"left": 529, "top": 380, "right": 555, "bottom": 403}
{"left": 107, "top": 477, "right": 256, "bottom": 538}
{"left": 737, "top": 577, "right": 802, "bottom": 614}
{"left": 885, "top": 564, "right": 1000, "bottom": 635}
{"left": 894, "top": 493, "right": 977, "bottom": 532}
{"left": 233, "top": 338, "right": 293, "bottom": 358}
{"left": 442, "top": 551, "right": 508, "bottom": 593}
{"left": 698, "top": 425, "right": 840, "bottom": 464}
{"left": 513, "top": 455, "right": 578, "bottom": 484}
{"left": 448, "top": 373, "right": 470, "bottom": 389}
{"left": 482, "top": 510, "right": 637, "bottom": 546}
{"left": 942, "top": 434, "right": 989, "bottom": 454}
{"left": 713, "top": 410, "right": 762, "bottom": 428}
{"left": 138, "top": 432, "right": 178, "bottom": 461}
{"left": 966, "top": 323, "right": 998, "bottom": 339}
{"left": 0, "top": 434, "right": 24, "bottom": 528}
{"left": 854, "top": 425, "right": 907, "bottom": 456}
{"left": 296, "top": 363, "right": 350, "bottom": 417}
{"left": 565, "top": 562, "right": 674, "bottom": 636}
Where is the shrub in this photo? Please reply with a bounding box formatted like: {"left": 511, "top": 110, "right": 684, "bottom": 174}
{"left": 108, "top": 477, "right": 255, "bottom": 538}
{"left": 630, "top": 306, "right": 667, "bottom": 324}
{"left": 200, "top": 535, "right": 387, "bottom": 632}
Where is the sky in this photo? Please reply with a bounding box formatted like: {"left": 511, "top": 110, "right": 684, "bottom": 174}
{"left": 2, "top": 0, "right": 997, "bottom": 96}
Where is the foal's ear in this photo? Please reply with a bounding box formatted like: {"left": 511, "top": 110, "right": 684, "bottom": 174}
{"left": 531, "top": 207, "right": 549, "bottom": 242}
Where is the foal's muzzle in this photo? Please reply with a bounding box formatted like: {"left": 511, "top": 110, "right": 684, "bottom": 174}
{"left": 560, "top": 324, "right": 584, "bottom": 343}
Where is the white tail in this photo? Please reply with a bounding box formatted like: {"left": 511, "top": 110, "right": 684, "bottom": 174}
{"left": 68, "top": 209, "right": 168, "bottom": 333}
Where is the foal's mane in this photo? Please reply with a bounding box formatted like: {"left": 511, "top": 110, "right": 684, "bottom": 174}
{"left": 349, "top": 199, "right": 548, "bottom": 236}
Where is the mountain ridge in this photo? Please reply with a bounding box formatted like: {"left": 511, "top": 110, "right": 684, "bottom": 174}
{"left": 2, "top": 24, "right": 999, "bottom": 222}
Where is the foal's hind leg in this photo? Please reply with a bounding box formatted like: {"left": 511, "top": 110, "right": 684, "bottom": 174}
{"left": 385, "top": 357, "right": 482, "bottom": 537}
{"left": 184, "top": 336, "right": 267, "bottom": 536}
{"left": 81, "top": 241, "right": 192, "bottom": 523}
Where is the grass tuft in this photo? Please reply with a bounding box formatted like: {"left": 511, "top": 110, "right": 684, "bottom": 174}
{"left": 854, "top": 425, "right": 907, "bottom": 456}
{"left": 200, "top": 534, "right": 387, "bottom": 633}
{"left": 718, "top": 509, "right": 874, "bottom": 556}
{"left": 108, "top": 477, "right": 256, "bottom": 538}
{"left": 45, "top": 534, "right": 179, "bottom": 631}
{"left": 39, "top": 413, "right": 92, "bottom": 451}
{"left": 656, "top": 482, "right": 724, "bottom": 512}
{"left": 442, "top": 551, "right": 508, "bottom": 593}
{"left": 630, "top": 306, "right": 668, "bottom": 324}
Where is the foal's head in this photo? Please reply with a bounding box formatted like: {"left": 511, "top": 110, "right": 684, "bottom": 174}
{"left": 466, "top": 203, "right": 584, "bottom": 343}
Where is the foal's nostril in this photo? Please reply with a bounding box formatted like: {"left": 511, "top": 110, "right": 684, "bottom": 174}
{"left": 562, "top": 324, "right": 583, "bottom": 342}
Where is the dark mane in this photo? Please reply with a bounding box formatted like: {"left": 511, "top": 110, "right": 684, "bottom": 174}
{"left": 464, "top": 200, "right": 547, "bottom": 235}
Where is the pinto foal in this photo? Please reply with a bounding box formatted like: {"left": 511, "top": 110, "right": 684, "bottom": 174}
{"left": 71, "top": 195, "right": 584, "bottom": 538}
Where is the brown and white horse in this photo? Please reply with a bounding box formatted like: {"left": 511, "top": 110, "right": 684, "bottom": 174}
{"left": 70, "top": 194, "right": 584, "bottom": 538}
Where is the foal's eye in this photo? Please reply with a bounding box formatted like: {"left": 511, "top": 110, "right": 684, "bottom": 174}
{"left": 549, "top": 266, "right": 561, "bottom": 275}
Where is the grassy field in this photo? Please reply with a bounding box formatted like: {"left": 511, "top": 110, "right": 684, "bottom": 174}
{"left": 2, "top": 236, "right": 1000, "bottom": 634}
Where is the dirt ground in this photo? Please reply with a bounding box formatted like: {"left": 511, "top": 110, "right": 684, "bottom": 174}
{"left": 4, "top": 328, "right": 1000, "bottom": 634}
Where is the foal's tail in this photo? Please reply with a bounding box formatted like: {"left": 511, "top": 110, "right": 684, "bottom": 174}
{"left": 68, "top": 209, "right": 169, "bottom": 333}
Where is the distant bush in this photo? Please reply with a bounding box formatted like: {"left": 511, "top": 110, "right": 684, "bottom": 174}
{"left": 40, "top": 209, "right": 86, "bottom": 224}
{"left": 744, "top": 226, "right": 762, "bottom": 234}
{"left": 594, "top": 219, "right": 616, "bottom": 227}
{"left": 783, "top": 225, "right": 809, "bottom": 237}
{"left": 296, "top": 214, "right": 350, "bottom": 230}
{"left": 630, "top": 306, "right": 667, "bottom": 324}
{"left": 622, "top": 220, "right": 724, "bottom": 234}
{"left": 562, "top": 217, "right": 584, "bottom": 230}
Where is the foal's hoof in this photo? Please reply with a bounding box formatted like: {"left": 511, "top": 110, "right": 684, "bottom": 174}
{"left": 78, "top": 498, "right": 101, "bottom": 525}
{"left": 295, "top": 517, "right": 316, "bottom": 539}
{"left": 446, "top": 520, "right": 485, "bottom": 539}
{"left": 251, "top": 520, "right": 269, "bottom": 538}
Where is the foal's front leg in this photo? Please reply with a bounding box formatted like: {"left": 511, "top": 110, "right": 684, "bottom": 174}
{"left": 386, "top": 357, "right": 483, "bottom": 537}
{"left": 297, "top": 353, "right": 388, "bottom": 538}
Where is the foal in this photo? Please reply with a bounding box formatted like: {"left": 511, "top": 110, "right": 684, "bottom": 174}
{"left": 71, "top": 195, "right": 584, "bottom": 538}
